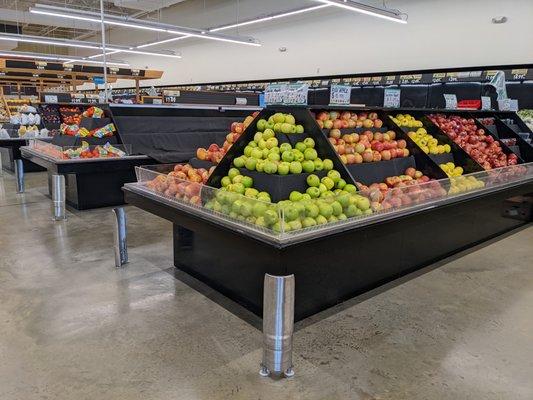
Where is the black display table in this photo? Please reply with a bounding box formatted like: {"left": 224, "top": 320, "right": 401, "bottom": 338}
{"left": 123, "top": 179, "right": 533, "bottom": 322}
{"left": 0, "top": 138, "right": 49, "bottom": 172}
{"left": 21, "top": 147, "right": 152, "bottom": 209}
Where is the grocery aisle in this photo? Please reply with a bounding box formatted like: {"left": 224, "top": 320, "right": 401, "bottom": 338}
{"left": 0, "top": 171, "right": 531, "bottom": 400}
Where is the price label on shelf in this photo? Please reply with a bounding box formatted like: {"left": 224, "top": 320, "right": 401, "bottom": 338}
{"left": 444, "top": 94, "right": 457, "bottom": 109}
{"left": 235, "top": 97, "right": 248, "bottom": 105}
{"left": 383, "top": 88, "right": 401, "bottom": 108}
{"left": 329, "top": 85, "right": 351, "bottom": 105}
{"left": 44, "top": 95, "right": 58, "bottom": 103}
{"left": 283, "top": 83, "right": 309, "bottom": 105}
{"left": 152, "top": 98, "right": 163, "bottom": 105}
{"left": 264, "top": 83, "right": 287, "bottom": 105}
{"left": 481, "top": 96, "right": 492, "bottom": 110}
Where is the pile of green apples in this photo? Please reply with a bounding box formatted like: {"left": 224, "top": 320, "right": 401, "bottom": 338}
{"left": 233, "top": 113, "right": 334, "bottom": 175}
{"left": 206, "top": 167, "right": 372, "bottom": 233}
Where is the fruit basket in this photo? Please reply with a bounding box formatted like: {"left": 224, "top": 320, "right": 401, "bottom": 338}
{"left": 28, "top": 138, "right": 131, "bottom": 161}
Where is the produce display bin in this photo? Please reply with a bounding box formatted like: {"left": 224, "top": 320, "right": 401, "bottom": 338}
{"left": 0, "top": 135, "right": 51, "bottom": 172}
{"left": 21, "top": 140, "right": 152, "bottom": 209}
{"left": 122, "top": 105, "right": 533, "bottom": 322}
{"left": 124, "top": 162, "right": 533, "bottom": 321}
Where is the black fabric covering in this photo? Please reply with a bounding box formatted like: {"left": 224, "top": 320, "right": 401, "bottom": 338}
{"left": 113, "top": 115, "right": 236, "bottom": 163}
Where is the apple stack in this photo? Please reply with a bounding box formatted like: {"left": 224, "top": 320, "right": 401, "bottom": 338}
{"left": 429, "top": 114, "right": 518, "bottom": 170}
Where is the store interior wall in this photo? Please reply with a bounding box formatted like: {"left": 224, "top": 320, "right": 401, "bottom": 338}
{"left": 79, "top": 0, "right": 533, "bottom": 88}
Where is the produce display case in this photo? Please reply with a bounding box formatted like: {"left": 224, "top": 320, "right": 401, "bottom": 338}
{"left": 123, "top": 106, "right": 533, "bottom": 322}
{"left": 0, "top": 126, "right": 51, "bottom": 172}
{"left": 21, "top": 139, "right": 151, "bottom": 209}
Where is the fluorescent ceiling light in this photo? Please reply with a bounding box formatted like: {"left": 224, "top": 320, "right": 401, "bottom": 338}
{"left": 312, "top": 0, "right": 407, "bottom": 23}
{"left": 30, "top": 4, "right": 261, "bottom": 47}
{"left": 0, "top": 32, "right": 181, "bottom": 58}
{"left": 88, "top": 50, "right": 121, "bottom": 59}
{"left": 0, "top": 50, "right": 130, "bottom": 66}
{"left": 209, "top": 4, "right": 330, "bottom": 32}
{"left": 136, "top": 36, "right": 189, "bottom": 49}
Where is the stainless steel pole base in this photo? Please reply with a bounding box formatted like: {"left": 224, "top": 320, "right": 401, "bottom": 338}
{"left": 260, "top": 273, "right": 295, "bottom": 378}
{"left": 51, "top": 174, "right": 66, "bottom": 220}
{"left": 112, "top": 207, "right": 128, "bottom": 267}
{"left": 14, "top": 159, "right": 24, "bottom": 193}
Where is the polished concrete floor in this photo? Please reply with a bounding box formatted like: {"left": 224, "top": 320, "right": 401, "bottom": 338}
{"left": 0, "top": 170, "right": 532, "bottom": 400}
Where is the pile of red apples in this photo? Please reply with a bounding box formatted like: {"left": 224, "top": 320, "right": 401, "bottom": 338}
{"left": 315, "top": 110, "right": 384, "bottom": 130}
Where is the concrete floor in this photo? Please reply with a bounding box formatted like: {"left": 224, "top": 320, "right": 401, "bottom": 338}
{"left": 0, "top": 170, "right": 532, "bottom": 400}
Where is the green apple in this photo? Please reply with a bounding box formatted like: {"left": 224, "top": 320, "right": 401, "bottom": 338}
{"left": 262, "top": 148, "right": 270, "bottom": 158}
{"left": 302, "top": 160, "right": 315, "bottom": 173}
{"left": 254, "top": 132, "right": 263, "bottom": 143}
{"left": 301, "top": 193, "right": 312, "bottom": 201}
{"left": 303, "top": 138, "right": 315, "bottom": 148}
{"left": 318, "top": 203, "right": 333, "bottom": 218}
{"left": 344, "top": 204, "right": 358, "bottom": 217}
{"left": 266, "top": 121, "right": 274, "bottom": 130}
{"left": 337, "top": 194, "right": 350, "bottom": 208}
{"left": 316, "top": 215, "right": 328, "bottom": 224}
{"left": 306, "top": 174, "right": 320, "bottom": 187}
{"left": 331, "top": 201, "right": 343, "bottom": 216}
{"left": 295, "top": 142, "right": 307, "bottom": 153}
{"left": 318, "top": 183, "right": 327, "bottom": 193}
{"left": 250, "top": 148, "right": 262, "bottom": 159}
{"left": 266, "top": 137, "right": 278, "bottom": 149}
{"left": 269, "top": 146, "right": 280, "bottom": 154}
{"left": 322, "top": 158, "right": 334, "bottom": 171}
{"left": 268, "top": 116, "right": 275, "bottom": 125}
{"left": 283, "top": 205, "right": 299, "bottom": 221}
{"left": 233, "top": 183, "right": 245, "bottom": 194}
{"left": 263, "top": 161, "right": 278, "bottom": 174}
{"left": 304, "top": 148, "right": 318, "bottom": 161}
{"left": 295, "top": 124, "right": 304, "bottom": 134}
{"left": 338, "top": 213, "right": 347, "bottom": 221}
{"left": 280, "top": 143, "right": 292, "bottom": 153}
{"left": 321, "top": 176, "right": 335, "bottom": 190}
{"left": 264, "top": 209, "right": 278, "bottom": 225}
{"left": 228, "top": 168, "right": 239, "bottom": 180}
{"left": 291, "top": 125, "right": 297, "bottom": 134}
{"left": 336, "top": 178, "right": 347, "bottom": 189}
{"left": 327, "top": 169, "right": 341, "bottom": 183}
{"left": 289, "top": 219, "right": 302, "bottom": 231}
{"left": 229, "top": 211, "right": 238, "bottom": 219}
{"left": 245, "top": 157, "right": 257, "bottom": 171}
{"left": 221, "top": 176, "right": 231, "bottom": 187}
{"left": 305, "top": 203, "right": 319, "bottom": 218}
{"left": 273, "top": 113, "right": 285, "bottom": 124}
{"left": 314, "top": 159, "right": 324, "bottom": 171}
{"left": 233, "top": 156, "right": 245, "bottom": 168}
{"left": 328, "top": 215, "right": 338, "bottom": 223}
{"left": 243, "top": 146, "right": 253, "bottom": 157}
{"left": 273, "top": 123, "right": 282, "bottom": 133}
{"left": 293, "top": 149, "right": 304, "bottom": 162}
{"left": 240, "top": 202, "right": 253, "bottom": 217}
{"left": 256, "top": 159, "right": 265, "bottom": 172}
{"left": 232, "top": 199, "right": 243, "bottom": 214}
{"left": 256, "top": 119, "right": 267, "bottom": 131}
{"left": 306, "top": 186, "right": 320, "bottom": 198}
{"left": 344, "top": 184, "right": 357, "bottom": 193}
{"left": 252, "top": 201, "right": 268, "bottom": 218}
{"left": 278, "top": 162, "right": 290, "bottom": 175}
{"left": 258, "top": 139, "right": 267, "bottom": 149}
{"left": 242, "top": 176, "right": 253, "bottom": 188}
{"left": 284, "top": 114, "right": 296, "bottom": 125}
{"left": 255, "top": 216, "right": 267, "bottom": 227}
{"left": 357, "top": 197, "right": 370, "bottom": 211}
{"left": 257, "top": 192, "right": 271, "bottom": 202}
{"left": 262, "top": 128, "right": 275, "bottom": 139}
{"left": 267, "top": 152, "right": 280, "bottom": 162}
{"left": 289, "top": 161, "right": 302, "bottom": 174}
{"left": 281, "top": 150, "right": 294, "bottom": 163}
{"left": 245, "top": 188, "right": 258, "bottom": 198}
{"left": 301, "top": 217, "right": 316, "bottom": 228}
{"left": 248, "top": 141, "right": 257, "bottom": 148}
{"left": 280, "top": 123, "right": 293, "bottom": 134}
{"left": 289, "top": 191, "right": 303, "bottom": 202}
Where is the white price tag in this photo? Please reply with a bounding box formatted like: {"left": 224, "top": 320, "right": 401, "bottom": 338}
{"left": 498, "top": 99, "right": 511, "bottom": 111}
{"left": 509, "top": 99, "right": 518, "bottom": 111}
{"left": 329, "top": 85, "right": 351, "bottom": 105}
{"left": 264, "top": 84, "right": 287, "bottom": 105}
{"left": 481, "top": 96, "right": 492, "bottom": 110}
{"left": 153, "top": 98, "right": 163, "bottom": 104}
{"left": 383, "top": 88, "right": 401, "bottom": 108}
{"left": 444, "top": 94, "right": 457, "bottom": 109}
{"left": 235, "top": 97, "right": 248, "bottom": 105}
{"left": 283, "top": 83, "right": 309, "bottom": 105}
{"left": 44, "top": 95, "right": 58, "bottom": 103}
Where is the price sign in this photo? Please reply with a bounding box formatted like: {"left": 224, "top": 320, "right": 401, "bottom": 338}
{"left": 481, "top": 96, "right": 492, "bottom": 110}
{"left": 153, "top": 98, "right": 163, "bottom": 105}
{"left": 511, "top": 69, "right": 528, "bottom": 80}
{"left": 444, "top": 94, "right": 457, "bottom": 109}
{"left": 235, "top": 97, "right": 248, "bottom": 105}
{"left": 383, "top": 88, "right": 401, "bottom": 108}
{"left": 329, "top": 85, "right": 352, "bottom": 105}
{"left": 385, "top": 75, "right": 397, "bottom": 85}
{"left": 44, "top": 95, "right": 58, "bottom": 103}
{"left": 264, "top": 84, "right": 287, "bottom": 105}
{"left": 432, "top": 72, "right": 446, "bottom": 83}
{"left": 446, "top": 72, "right": 458, "bottom": 82}
{"left": 283, "top": 83, "right": 309, "bottom": 105}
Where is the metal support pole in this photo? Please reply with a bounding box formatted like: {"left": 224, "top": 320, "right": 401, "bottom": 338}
{"left": 112, "top": 207, "right": 128, "bottom": 267}
{"left": 14, "top": 159, "right": 24, "bottom": 193}
{"left": 0, "top": 151, "right": 3, "bottom": 176}
{"left": 52, "top": 174, "right": 66, "bottom": 220}
{"left": 260, "top": 274, "right": 295, "bottom": 378}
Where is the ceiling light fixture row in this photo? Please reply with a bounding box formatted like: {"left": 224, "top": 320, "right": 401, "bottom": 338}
{"left": 0, "top": 50, "right": 130, "bottom": 67}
